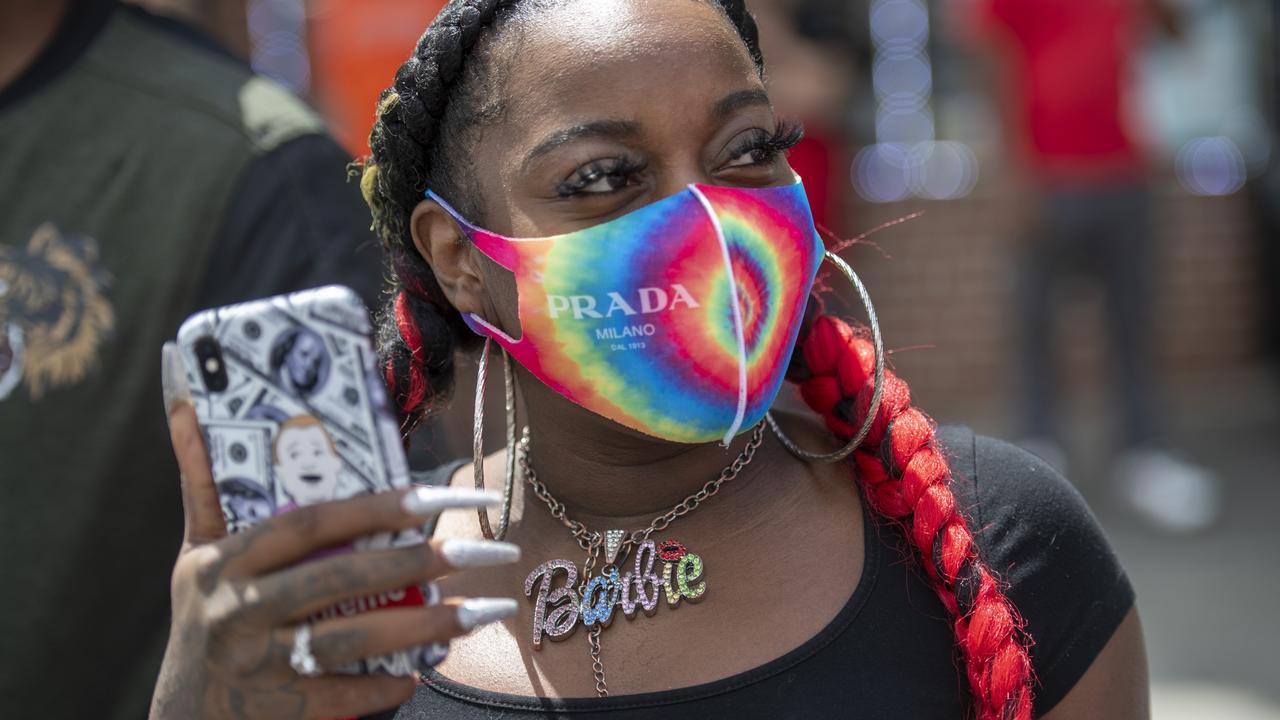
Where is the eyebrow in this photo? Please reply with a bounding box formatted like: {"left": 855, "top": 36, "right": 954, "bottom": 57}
{"left": 522, "top": 119, "right": 642, "bottom": 171}
{"left": 712, "top": 89, "right": 772, "bottom": 119}
{"left": 519, "top": 89, "right": 773, "bottom": 174}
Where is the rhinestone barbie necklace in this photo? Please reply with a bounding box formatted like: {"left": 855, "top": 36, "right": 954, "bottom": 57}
{"left": 516, "top": 422, "right": 766, "bottom": 697}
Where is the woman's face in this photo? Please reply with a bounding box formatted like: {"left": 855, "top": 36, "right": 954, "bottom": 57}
{"left": 416, "top": 0, "right": 795, "bottom": 338}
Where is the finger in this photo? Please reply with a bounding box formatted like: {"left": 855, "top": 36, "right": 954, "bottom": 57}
{"left": 170, "top": 404, "right": 226, "bottom": 546}
{"left": 163, "top": 342, "right": 227, "bottom": 547}
{"left": 253, "top": 538, "right": 520, "bottom": 622}
{"left": 292, "top": 674, "right": 417, "bottom": 720}
{"left": 293, "top": 597, "right": 517, "bottom": 670}
{"left": 223, "top": 486, "right": 502, "bottom": 578}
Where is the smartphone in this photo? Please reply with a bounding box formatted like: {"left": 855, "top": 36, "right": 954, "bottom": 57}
{"left": 177, "top": 285, "right": 446, "bottom": 675}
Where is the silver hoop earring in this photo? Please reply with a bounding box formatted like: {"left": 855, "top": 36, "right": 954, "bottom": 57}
{"left": 767, "top": 249, "right": 885, "bottom": 463}
{"left": 473, "top": 337, "right": 517, "bottom": 540}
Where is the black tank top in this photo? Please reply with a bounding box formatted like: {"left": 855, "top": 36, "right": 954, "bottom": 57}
{"left": 383, "top": 427, "right": 1134, "bottom": 719}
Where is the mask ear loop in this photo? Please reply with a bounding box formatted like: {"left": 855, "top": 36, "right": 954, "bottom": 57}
{"left": 767, "top": 250, "right": 885, "bottom": 463}
{"left": 425, "top": 189, "right": 520, "bottom": 272}
{"left": 687, "top": 185, "right": 749, "bottom": 447}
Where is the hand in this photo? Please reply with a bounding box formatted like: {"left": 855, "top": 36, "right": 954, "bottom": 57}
{"left": 150, "top": 343, "right": 520, "bottom": 720}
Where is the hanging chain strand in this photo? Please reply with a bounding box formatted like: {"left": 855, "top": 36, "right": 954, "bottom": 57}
{"left": 578, "top": 535, "right": 609, "bottom": 697}
{"left": 588, "top": 624, "right": 607, "bottom": 696}
{"left": 515, "top": 421, "right": 766, "bottom": 696}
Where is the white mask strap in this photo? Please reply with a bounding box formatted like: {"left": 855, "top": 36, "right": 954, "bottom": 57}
{"left": 688, "top": 184, "right": 748, "bottom": 446}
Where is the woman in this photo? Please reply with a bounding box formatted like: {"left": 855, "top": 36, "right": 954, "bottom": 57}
{"left": 151, "top": 1, "right": 1147, "bottom": 718}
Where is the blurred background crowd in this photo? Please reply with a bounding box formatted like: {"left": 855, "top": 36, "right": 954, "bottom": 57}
{"left": 1, "top": 0, "right": 1276, "bottom": 718}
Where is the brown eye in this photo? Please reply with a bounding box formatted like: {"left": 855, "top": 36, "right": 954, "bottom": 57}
{"left": 557, "top": 157, "right": 648, "bottom": 198}
{"left": 579, "top": 170, "right": 630, "bottom": 194}
{"left": 724, "top": 148, "right": 767, "bottom": 168}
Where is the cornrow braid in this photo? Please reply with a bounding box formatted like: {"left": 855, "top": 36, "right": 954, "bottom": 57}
{"left": 793, "top": 314, "right": 1035, "bottom": 720}
{"left": 362, "top": 0, "right": 518, "bottom": 431}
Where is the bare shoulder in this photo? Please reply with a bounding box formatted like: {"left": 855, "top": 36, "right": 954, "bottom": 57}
{"left": 1041, "top": 608, "right": 1149, "bottom": 720}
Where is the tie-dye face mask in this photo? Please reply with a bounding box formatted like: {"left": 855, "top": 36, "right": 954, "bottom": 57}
{"left": 427, "top": 178, "right": 823, "bottom": 445}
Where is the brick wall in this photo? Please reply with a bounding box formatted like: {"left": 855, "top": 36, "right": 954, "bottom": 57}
{"left": 834, "top": 170, "right": 1263, "bottom": 423}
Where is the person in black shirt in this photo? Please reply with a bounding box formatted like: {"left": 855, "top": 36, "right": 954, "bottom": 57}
{"left": 0, "top": 1, "right": 382, "bottom": 718}
{"left": 148, "top": 1, "right": 1148, "bottom": 719}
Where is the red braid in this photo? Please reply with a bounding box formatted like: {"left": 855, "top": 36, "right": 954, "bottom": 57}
{"left": 796, "top": 313, "right": 1035, "bottom": 720}
{"left": 391, "top": 290, "right": 430, "bottom": 425}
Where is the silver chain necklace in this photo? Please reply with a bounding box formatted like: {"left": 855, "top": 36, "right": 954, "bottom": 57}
{"left": 516, "top": 422, "right": 766, "bottom": 697}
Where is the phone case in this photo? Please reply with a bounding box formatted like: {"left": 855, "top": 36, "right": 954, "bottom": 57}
{"left": 176, "top": 285, "right": 447, "bottom": 675}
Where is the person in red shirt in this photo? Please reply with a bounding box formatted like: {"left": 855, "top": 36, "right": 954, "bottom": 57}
{"left": 975, "top": 0, "right": 1220, "bottom": 532}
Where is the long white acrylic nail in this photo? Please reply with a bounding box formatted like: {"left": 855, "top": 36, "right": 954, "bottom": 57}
{"left": 439, "top": 538, "right": 521, "bottom": 568}
{"left": 402, "top": 487, "right": 501, "bottom": 516}
{"left": 160, "top": 342, "right": 191, "bottom": 415}
{"left": 456, "top": 598, "right": 518, "bottom": 631}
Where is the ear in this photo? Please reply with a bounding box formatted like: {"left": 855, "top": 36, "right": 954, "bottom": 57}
{"left": 409, "top": 199, "right": 488, "bottom": 317}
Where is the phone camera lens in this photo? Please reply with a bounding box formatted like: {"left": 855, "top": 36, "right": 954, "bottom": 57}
{"left": 193, "top": 335, "right": 228, "bottom": 392}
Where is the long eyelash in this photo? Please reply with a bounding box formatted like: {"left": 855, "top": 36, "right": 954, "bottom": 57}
{"left": 730, "top": 121, "right": 806, "bottom": 164}
{"left": 765, "top": 120, "right": 807, "bottom": 153}
{"left": 555, "top": 122, "right": 804, "bottom": 199}
{"left": 556, "top": 156, "right": 648, "bottom": 198}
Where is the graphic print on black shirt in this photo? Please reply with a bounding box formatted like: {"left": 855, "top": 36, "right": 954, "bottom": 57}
{"left": 0, "top": 223, "right": 114, "bottom": 402}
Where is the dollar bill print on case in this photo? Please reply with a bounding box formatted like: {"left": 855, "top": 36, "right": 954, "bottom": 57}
{"left": 176, "top": 285, "right": 444, "bottom": 675}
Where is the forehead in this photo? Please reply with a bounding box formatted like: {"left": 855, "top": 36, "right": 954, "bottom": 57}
{"left": 494, "top": 1, "right": 761, "bottom": 143}
{"left": 281, "top": 425, "right": 326, "bottom": 445}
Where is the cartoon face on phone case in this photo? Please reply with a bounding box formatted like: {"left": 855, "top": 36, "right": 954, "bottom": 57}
{"left": 273, "top": 415, "right": 343, "bottom": 509}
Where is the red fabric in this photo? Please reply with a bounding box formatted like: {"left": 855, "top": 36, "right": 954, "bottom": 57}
{"left": 308, "top": 0, "right": 449, "bottom": 156}
{"left": 985, "top": 0, "right": 1146, "bottom": 181}
{"left": 787, "top": 131, "right": 834, "bottom": 229}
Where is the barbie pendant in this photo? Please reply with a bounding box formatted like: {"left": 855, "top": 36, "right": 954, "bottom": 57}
{"left": 524, "top": 539, "right": 706, "bottom": 648}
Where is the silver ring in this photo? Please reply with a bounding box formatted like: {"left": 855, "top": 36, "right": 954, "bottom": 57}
{"left": 289, "top": 623, "right": 323, "bottom": 677}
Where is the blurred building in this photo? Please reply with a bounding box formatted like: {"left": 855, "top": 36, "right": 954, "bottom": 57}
{"left": 817, "top": 0, "right": 1275, "bottom": 435}
{"left": 801, "top": 0, "right": 1279, "bottom": 715}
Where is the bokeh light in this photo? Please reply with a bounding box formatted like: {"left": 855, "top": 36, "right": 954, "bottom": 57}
{"left": 908, "top": 141, "right": 981, "bottom": 200}
{"left": 1175, "top": 136, "right": 1248, "bottom": 196}
{"left": 853, "top": 143, "right": 913, "bottom": 203}
{"left": 870, "top": 0, "right": 930, "bottom": 49}
{"left": 248, "top": 0, "right": 311, "bottom": 93}
{"left": 875, "top": 108, "right": 935, "bottom": 144}
{"left": 873, "top": 51, "right": 933, "bottom": 110}
{"left": 856, "top": 0, "right": 979, "bottom": 202}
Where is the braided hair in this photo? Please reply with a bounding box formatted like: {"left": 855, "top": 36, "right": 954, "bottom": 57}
{"left": 360, "top": 2, "right": 1033, "bottom": 716}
